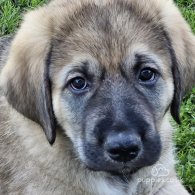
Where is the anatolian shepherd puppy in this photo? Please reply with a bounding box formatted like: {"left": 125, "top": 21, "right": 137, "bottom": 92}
{"left": 0, "top": 0, "right": 194, "bottom": 194}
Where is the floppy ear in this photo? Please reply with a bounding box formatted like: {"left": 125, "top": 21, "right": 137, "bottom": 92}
{"left": 161, "top": 1, "right": 195, "bottom": 122}
{"left": 0, "top": 8, "right": 56, "bottom": 144}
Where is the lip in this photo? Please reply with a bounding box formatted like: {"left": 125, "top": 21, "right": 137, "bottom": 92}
{"left": 84, "top": 158, "right": 140, "bottom": 175}
{"left": 105, "top": 166, "right": 141, "bottom": 177}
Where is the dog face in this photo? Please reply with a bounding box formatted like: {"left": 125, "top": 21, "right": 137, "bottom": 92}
{"left": 1, "top": 0, "right": 195, "bottom": 174}
{"left": 50, "top": 2, "right": 175, "bottom": 173}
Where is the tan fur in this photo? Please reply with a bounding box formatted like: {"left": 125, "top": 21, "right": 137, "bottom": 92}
{"left": 0, "top": 0, "right": 194, "bottom": 194}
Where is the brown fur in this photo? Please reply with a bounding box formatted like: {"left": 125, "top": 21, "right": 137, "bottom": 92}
{"left": 0, "top": 0, "right": 194, "bottom": 194}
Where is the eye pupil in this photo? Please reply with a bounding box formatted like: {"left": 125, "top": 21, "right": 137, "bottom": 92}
{"left": 71, "top": 77, "right": 87, "bottom": 90}
{"left": 139, "top": 69, "right": 155, "bottom": 82}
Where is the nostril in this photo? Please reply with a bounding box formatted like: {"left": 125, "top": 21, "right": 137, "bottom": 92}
{"left": 106, "top": 144, "right": 140, "bottom": 162}
{"left": 107, "top": 148, "right": 121, "bottom": 159}
{"left": 130, "top": 145, "right": 139, "bottom": 153}
{"left": 108, "top": 148, "right": 121, "bottom": 155}
{"left": 128, "top": 146, "right": 139, "bottom": 159}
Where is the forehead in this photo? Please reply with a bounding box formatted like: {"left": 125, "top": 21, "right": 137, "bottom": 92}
{"left": 51, "top": 1, "right": 171, "bottom": 72}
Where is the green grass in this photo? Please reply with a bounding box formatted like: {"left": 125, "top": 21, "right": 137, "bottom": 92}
{"left": 0, "top": 0, "right": 47, "bottom": 35}
{"left": 174, "top": 1, "right": 195, "bottom": 194}
{"left": 0, "top": 0, "right": 195, "bottom": 194}
{"left": 174, "top": 90, "right": 195, "bottom": 194}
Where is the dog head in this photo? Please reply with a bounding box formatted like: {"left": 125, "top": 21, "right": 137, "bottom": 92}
{"left": 1, "top": 0, "right": 195, "bottom": 174}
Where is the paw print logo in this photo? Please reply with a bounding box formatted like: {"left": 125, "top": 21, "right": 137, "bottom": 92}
{"left": 151, "top": 164, "right": 169, "bottom": 177}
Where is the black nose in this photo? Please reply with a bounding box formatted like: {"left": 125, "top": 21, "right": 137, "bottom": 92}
{"left": 105, "top": 133, "right": 141, "bottom": 162}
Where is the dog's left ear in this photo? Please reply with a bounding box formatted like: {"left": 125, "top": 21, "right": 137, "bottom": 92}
{"left": 161, "top": 1, "right": 195, "bottom": 123}
{"left": 0, "top": 8, "right": 56, "bottom": 144}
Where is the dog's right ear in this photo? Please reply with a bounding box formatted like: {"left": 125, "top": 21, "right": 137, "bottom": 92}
{"left": 0, "top": 8, "right": 56, "bottom": 144}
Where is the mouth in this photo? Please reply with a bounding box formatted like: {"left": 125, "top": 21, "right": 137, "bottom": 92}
{"left": 85, "top": 161, "right": 141, "bottom": 179}
{"left": 80, "top": 131, "right": 161, "bottom": 174}
{"left": 81, "top": 134, "right": 146, "bottom": 174}
{"left": 108, "top": 165, "right": 141, "bottom": 176}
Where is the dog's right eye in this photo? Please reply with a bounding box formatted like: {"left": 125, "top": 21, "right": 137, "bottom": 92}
{"left": 70, "top": 77, "right": 88, "bottom": 91}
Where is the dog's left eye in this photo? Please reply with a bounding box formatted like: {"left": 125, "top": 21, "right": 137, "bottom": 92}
{"left": 139, "top": 68, "right": 156, "bottom": 83}
{"left": 70, "top": 77, "right": 88, "bottom": 91}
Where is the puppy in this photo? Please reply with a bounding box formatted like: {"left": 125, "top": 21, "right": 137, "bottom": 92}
{"left": 0, "top": 0, "right": 194, "bottom": 194}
